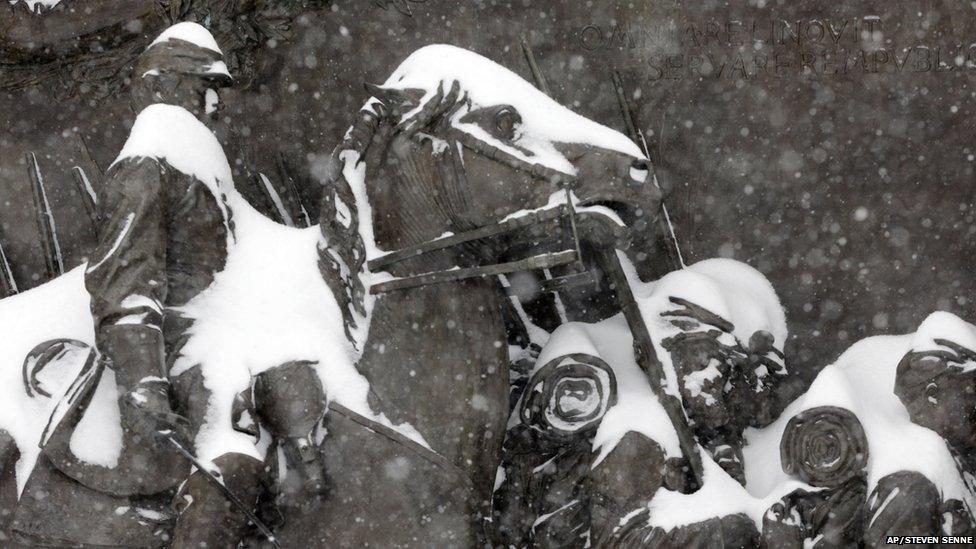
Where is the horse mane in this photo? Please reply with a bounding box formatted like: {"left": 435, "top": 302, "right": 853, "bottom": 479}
{"left": 316, "top": 107, "right": 381, "bottom": 348}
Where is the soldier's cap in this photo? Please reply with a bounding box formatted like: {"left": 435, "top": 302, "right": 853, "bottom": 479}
{"left": 134, "top": 22, "right": 233, "bottom": 87}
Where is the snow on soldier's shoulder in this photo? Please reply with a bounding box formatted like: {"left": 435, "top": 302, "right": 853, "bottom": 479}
{"left": 909, "top": 311, "right": 976, "bottom": 362}
{"left": 112, "top": 104, "right": 232, "bottom": 190}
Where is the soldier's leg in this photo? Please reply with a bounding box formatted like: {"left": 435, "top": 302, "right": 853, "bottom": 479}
{"left": 170, "top": 367, "right": 265, "bottom": 548}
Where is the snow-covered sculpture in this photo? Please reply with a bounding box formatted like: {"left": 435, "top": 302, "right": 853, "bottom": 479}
{"left": 894, "top": 312, "right": 976, "bottom": 474}
{"left": 7, "top": 22, "right": 259, "bottom": 548}
{"left": 745, "top": 312, "right": 976, "bottom": 547}
{"left": 881, "top": 312, "right": 976, "bottom": 544}
{"left": 493, "top": 348, "right": 618, "bottom": 546}
{"left": 285, "top": 43, "right": 665, "bottom": 548}
{"left": 494, "top": 258, "right": 791, "bottom": 547}
{"left": 1, "top": 23, "right": 968, "bottom": 549}
{"left": 0, "top": 41, "right": 665, "bottom": 547}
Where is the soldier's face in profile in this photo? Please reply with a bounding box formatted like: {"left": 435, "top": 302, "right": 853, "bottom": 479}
{"left": 167, "top": 75, "right": 223, "bottom": 124}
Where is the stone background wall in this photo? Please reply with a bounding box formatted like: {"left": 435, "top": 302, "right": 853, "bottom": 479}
{"left": 1, "top": 0, "right": 974, "bottom": 393}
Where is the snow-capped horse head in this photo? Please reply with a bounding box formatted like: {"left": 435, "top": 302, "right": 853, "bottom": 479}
{"left": 299, "top": 44, "right": 669, "bottom": 546}
{"left": 319, "top": 44, "right": 667, "bottom": 342}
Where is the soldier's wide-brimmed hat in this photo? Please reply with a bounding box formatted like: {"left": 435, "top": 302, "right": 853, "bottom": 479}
{"left": 133, "top": 22, "right": 233, "bottom": 87}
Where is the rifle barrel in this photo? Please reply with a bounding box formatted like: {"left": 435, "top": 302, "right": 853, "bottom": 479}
{"left": 610, "top": 70, "right": 685, "bottom": 270}
{"left": 599, "top": 248, "right": 703, "bottom": 488}
{"left": 72, "top": 166, "right": 100, "bottom": 233}
{"left": 257, "top": 173, "right": 294, "bottom": 227}
{"left": 74, "top": 133, "right": 103, "bottom": 189}
{"left": 520, "top": 36, "right": 552, "bottom": 96}
{"left": 275, "top": 152, "right": 312, "bottom": 228}
{"left": 0, "top": 239, "right": 18, "bottom": 297}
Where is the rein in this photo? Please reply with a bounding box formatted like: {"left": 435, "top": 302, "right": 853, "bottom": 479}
{"left": 367, "top": 190, "right": 586, "bottom": 294}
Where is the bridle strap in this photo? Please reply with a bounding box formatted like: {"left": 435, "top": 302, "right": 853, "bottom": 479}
{"left": 369, "top": 249, "right": 578, "bottom": 294}
{"left": 365, "top": 192, "right": 617, "bottom": 294}
{"left": 366, "top": 204, "right": 569, "bottom": 272}
{"left": 366, "top": 197, "right": 591, "bottom": 294}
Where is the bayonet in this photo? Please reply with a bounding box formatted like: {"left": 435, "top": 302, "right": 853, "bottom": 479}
{"left": 520, "top": 36, "right": 552, "bottom": 96}
{"left": 71, "top": 166, "right": 99, "bottom": 236}
{"left": 26, "top": 152, "right": 64, "bottom": 279}
{"left": 275, "top": 152, "right": 312, "bottom": 228}
{"left": 0, "top": 238, "right": 18, "bottom": 297}
{"left": 256, "top": 172, "right": 295, "bottom": 227}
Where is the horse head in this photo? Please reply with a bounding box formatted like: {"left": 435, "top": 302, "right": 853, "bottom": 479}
{"left": 319, "top": 44, "right": 668, "bottom": 341}
{"left": 302, "top": 45, "right": 672, "bottom": 548}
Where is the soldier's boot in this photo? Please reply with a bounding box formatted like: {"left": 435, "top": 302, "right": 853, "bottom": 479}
{"left": 171, "top": 452, "right": 264, "bottom": 548}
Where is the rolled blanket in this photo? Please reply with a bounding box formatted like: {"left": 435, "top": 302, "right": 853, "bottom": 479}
{"left": 780, "top": 406, "right": 868, "bottom": 488}
{"left": 519, "top": 353, "right": 617, "bottom": 438}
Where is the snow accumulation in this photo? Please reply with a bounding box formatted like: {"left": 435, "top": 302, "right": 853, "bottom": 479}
{"left": 647, "top": 453, "right": 805, "bottom": 531}
{"left": 524, "top": 257, "right": 787, "bottom": 471}
{"left": 0, "top": 267, "right": 93, "bottom": 492}
{"left": 171, "top": 189, "right": 386, "bottom": 462}
{"left": 113, "top": 104, "right": 233, "bottom": 230}
{"left": 516, "top": 256, "right": 793, "bottom": 529}
{"left": 619, "top": 254, "right": 787, "bottom": 399}
{"left": 148, "top": 21, "right": 223, "bottom": 54}
{"left": 144, "top": 22, "right": 231, "bottom": 81}
{"left": 607, "top": 284, "right": 971, "bottom": 531}
{"left": 496, "top": 188, "right": 626, "bottom": 229}
{"left": 0, "top": 104, "right": 426, "bottom": 488}
{"left": 376, "top": 44, "right": 643, "bottom": 177}
{"left": 567, "top": 256, "right": 796, "bottom": 530}
{"left": 340, "top": 43, "right": 643, "bottom": 297}
{"left": 910, "top": 310, "right": 976, "bottom": 367}
{"left": 528, "top": 318, "right": 683, "bottom": 466}
{"left": 744, "top": 323, "right": 974, "bottom": 510}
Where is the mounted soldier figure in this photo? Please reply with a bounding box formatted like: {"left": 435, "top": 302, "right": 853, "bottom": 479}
{"left": 11, "top": 22, "right": 266, "bottom": 547}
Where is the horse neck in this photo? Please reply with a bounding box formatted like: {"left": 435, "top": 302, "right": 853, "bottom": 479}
{"left": 356, "top": 142, "right": 513, "bottom": 448}
{"left": 361, "top": 142, "right": 510, "bottom": 361}
{"left": 367, "top": 144, "right": 457, "bottom": 254}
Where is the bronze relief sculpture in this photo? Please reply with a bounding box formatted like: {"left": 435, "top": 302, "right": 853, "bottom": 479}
{"left": 0, "top": 16, "right": 973, "bottom": 549}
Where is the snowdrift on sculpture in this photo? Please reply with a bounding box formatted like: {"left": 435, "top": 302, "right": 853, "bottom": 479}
{"left": 744, "top": 312, "right": 976, "bottom": 509}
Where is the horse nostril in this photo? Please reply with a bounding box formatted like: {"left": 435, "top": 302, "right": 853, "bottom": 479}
{"left": 629, "top": 159, "right": 649, "bottom": 184}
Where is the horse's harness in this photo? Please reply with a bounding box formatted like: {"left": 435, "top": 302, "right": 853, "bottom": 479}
{"left": 366, "top": 187, "right": 611, "bottom": 294}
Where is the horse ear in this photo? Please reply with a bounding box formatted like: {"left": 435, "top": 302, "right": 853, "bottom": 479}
{"left": 363, "top": 82, "right": 425, "bottom": 118}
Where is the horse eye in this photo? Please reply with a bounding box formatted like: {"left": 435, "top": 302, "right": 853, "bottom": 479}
{"left": 493, "top": 108, "right": 521, "bottom": 140}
